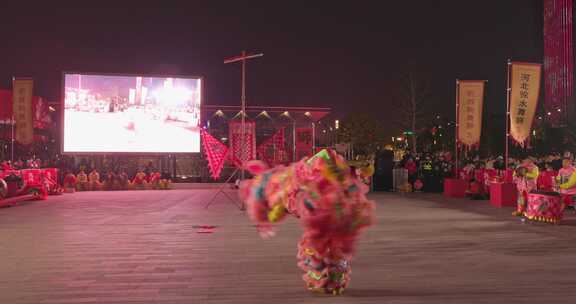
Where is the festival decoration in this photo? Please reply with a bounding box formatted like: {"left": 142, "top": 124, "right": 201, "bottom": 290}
{"left": 295, "top": 127, "right": 313, "bottom": 159}
{"left": 228, "top": 121, "right": 256, "bottom": 167}
{"left": 509, "top": 62, "right": 542, "bottom": 146}
{"left": 544, "top": 0, "right": 573, "bottom": 127}
{"left": 257, "top": 128, "right": 286, "bottom": 166}
{"left": 239, "top": 149, "right": 374, "bottom": 295}
{"left": 201, "top": 129, "right": 229, "bottom": 180}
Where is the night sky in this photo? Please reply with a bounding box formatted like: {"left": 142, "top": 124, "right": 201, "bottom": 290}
{"left": 0, "top": 1, "right": 542, "bottom": 133}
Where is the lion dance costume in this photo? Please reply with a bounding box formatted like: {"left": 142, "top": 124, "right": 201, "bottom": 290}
{"left": 239, "top": 149, "right": 374, "bottom": 295}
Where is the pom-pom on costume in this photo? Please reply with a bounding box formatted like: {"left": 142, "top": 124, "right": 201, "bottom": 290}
{"left": 239, "top": 149, "right": 374, "bottom": 295}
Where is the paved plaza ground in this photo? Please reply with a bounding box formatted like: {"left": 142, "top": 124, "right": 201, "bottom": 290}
{"left": 1, "top": 189, "right": 576, "bottom": 304}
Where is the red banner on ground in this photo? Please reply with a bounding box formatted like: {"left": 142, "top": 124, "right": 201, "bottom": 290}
{"left": 201, "top": 129, "right": 228, "bottom": 180}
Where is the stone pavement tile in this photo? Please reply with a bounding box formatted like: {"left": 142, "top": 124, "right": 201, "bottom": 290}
{"left": 2, "top": 190, "right": 576, "bottom": 304}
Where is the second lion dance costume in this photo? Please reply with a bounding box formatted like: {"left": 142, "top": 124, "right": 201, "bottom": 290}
{"left": 239, "top": 149, "right": 374, "bottom": 295}
{"left": 556, "top": 159, "right": 576, "bottom": 208}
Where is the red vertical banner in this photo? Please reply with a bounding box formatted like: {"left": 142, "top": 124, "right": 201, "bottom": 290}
{"left": 456, "top": 80, "right": 485, "bottom": 148}
{"left": 12, "top": 78, "right": 34, "bottom": 145}
{"left": 510, "top": 62, "right": 542, "bottom": 146}
{"left": 295, "top": 127, "right": 313, "bottom": 160}
{"left": 0, "top": 90, "right": 13, "bottom": 123}
{"left": 229, "top": 121, "right": 256, "bottom": 167}
{"left": 33, "top": 96, "right": 52, "bottom": 129}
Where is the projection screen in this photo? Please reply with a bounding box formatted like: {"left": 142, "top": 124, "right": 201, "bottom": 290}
{"left": 62, "top": 73, "right": 202, "bottom": 153}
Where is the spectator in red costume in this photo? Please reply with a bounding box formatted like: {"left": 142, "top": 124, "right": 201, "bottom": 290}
{"left": 404, "top": 158, "right": 417, "bottom": 185}
{"left": 537, "top": 163, "right": 557, "bottom": 192}
{"left": 131, "top": 170, "right": 147, "bottom": 189}
{"left": 63, "top": 171, "right": 77, "bottom": 193}
{"left": 148, "top": 172, "right": 161, "bottom": 189}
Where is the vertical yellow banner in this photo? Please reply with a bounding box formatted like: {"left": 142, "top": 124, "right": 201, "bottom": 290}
{"left": 457, "top": 80, "right": 485, "bottom": 147}
{"left": 509, "top": 62, "right": 541, "bottom": 145}
{"left": 12, "top": 78, "right": 34, "bottom": 145}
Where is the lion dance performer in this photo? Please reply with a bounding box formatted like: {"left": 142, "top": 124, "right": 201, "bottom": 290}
{"left": 556, "top": 158, "right": 576, "bottom": 208}
{"left": 513, "top": 157, "right": 539, "bottom": 216}
{"left": 239, "top": 149, "right": 374, "bottom": 295}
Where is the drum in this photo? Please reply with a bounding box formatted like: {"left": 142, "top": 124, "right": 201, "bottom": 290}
{"left": 526, "top": 192, "right": 564, "bottom": 223}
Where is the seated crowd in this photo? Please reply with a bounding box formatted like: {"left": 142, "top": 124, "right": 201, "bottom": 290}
{"left": 2, "top": 156, "right": 173, "bottom": 192}
{"left": 63, "top": 168, "right": 172, "bottom": 192}
{"left": 396, "top": 151, "right": 575, "bottom": 200}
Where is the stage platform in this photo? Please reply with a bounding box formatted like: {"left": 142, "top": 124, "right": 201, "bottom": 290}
{"left": 1, "top": 191, "right": 576, "bottom": 303}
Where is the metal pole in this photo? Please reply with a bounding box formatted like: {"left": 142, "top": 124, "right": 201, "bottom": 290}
{"left": 292, "top": 120, "right": 296, "bottom": 161}
{"left": 11, "top": 116, "right": 14, "bottom": 163}
{"left": 172, "top": 155, "right": 177, "bottom": 180}
{"left": 312, "top": 122, "right": 316, "bottom": 155}
{"left": 241, "top": 50, "right": 246, "bottom": 180}
{"left": 224, "top": 51, "right": 263, "bottom": 180}
{"left": 506, "top": 60, "right": 511, "bottom": 177}
{"left": 455, "top": 79, "right": 459, "bottom": 177}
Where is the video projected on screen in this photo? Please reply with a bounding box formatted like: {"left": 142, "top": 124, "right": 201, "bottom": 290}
{"left": 63, "top": 73, "right": 202, "bottom": 153}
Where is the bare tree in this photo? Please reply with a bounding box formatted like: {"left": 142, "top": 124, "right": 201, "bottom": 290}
{"left": 394, "top": 72, "right": 429, "bottom": 153}
{"left": 338, "top": 112, "right": 384, "bottom": 157}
